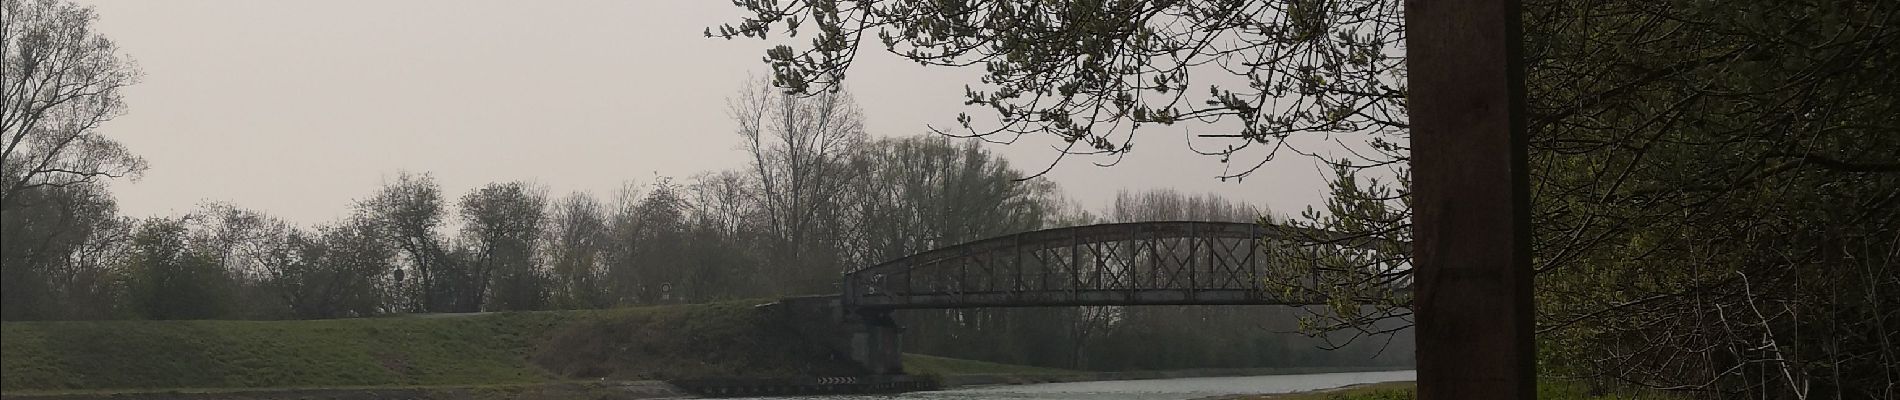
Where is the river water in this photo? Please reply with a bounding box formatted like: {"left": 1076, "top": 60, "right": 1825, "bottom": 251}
{"left": 734, "top": 370, "right": 1417, "bottom": 400}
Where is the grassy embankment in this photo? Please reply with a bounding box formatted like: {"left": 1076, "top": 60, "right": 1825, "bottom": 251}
{"left": 0, "top": 300, "right": 1085, "bottom": 395}
{"left": 4, "top": 304, "right": 1674, "bottom": 400}
{"left": 0, "top": 301, "right": 862, "bottom": 393}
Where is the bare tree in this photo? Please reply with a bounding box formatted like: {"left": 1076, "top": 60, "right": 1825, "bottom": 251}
{"left": 458, "top": 181, "right": 548, "bottom": 311}
{"left": 0, "top": 0, "right": 145, "bottom": 210}
{"left": 121, "top": 216, "right": 232, "bottom": 320}
{"left": 842, "top": 136, "right": 1054, "bottom": 264}
{"left": 266, "top": 215, "right": 394, "bottom": 319}
{"left": 358, "top": 172, "right": 456, "bottom": 313}
{"left": 728, "top": 76, "right": 867, "bottom": 293}
{"left": 0, "top": 182, "right": 122, "bottom": 320}
{"left": 685, "top": 171, "right": 751, "bottom": 238}
{"left": 185, "top": 203, "right": 300, "bottom": 319}
{"left": 682, "top": 171, "right": 766, "bottom": 299}
{"left": 544, "top": 191, "right": 608, "bottom": 309}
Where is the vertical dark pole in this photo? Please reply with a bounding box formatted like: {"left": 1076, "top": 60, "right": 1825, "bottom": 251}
{"left": 1406, "top": 0, "right": 1532, "bottom": 399}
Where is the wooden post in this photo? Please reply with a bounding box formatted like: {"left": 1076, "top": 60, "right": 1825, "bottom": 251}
{"left": 1405, "top": 0, "right": 1533, "bottom": 399}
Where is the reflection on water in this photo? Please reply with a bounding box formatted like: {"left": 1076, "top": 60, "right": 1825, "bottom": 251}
{"left": 735, "top": 370, "right": 1417, "bottom": 400}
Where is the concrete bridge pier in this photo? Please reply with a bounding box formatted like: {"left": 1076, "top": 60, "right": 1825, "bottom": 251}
{"left": 768, "top": 295, "right": 905, "bottom": 375}
{"left": 847, "top": 309, "right": 904, "bottom": 375}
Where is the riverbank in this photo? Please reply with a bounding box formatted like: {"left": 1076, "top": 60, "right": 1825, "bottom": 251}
{"left": 1216, "top": 379, "right": 1683, "bottom": 400}
{"left": 934, "top": 366, "right": 1410, "bottom": 387}
{"left": 0, "top": 381, "right": 687, "bottom": 400}
{"left": 1231, "top": 381, "right": 1416, "bottom": 399}
{"left": 2, "top": 302, "right": 1416, "bottom": 399}
{"left": 0, "top": 368, "right": 1418, "bottom": 400}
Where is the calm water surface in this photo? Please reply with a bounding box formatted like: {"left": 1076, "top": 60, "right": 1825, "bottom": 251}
{"left": 735, "top": 370, "right": 1416, "bottom": 400}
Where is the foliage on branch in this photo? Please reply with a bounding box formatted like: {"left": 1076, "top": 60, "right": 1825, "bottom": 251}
{"left": 715, "top": 0, "right": 1407, "bottom": 178}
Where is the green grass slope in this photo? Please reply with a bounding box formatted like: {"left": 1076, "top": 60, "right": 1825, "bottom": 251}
{"left": 1, "top": 301, "right": 859, "bottom": 393}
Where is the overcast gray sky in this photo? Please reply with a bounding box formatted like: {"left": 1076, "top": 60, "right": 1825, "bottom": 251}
{"left": 76, "top": 1, "right": 1338, "bottom": 226}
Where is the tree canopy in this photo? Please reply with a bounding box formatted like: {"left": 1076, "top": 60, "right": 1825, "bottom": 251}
{"left": 718, "top": 0, "right": 1899, "bottom": 396}
{"left": 1, "top": 0, "right": 146, "bottom": 210}
{"left": 715, "top": 0, "right": 1406, "bottom": 178}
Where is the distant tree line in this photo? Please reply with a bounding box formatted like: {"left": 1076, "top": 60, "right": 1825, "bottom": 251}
{"left": 2, "top": 83, "right": 1064, "bottom": 319}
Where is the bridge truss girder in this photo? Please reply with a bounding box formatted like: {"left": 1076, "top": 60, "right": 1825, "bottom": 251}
{"left": 843, "top": 221, "right": 1385, "bottom": 310}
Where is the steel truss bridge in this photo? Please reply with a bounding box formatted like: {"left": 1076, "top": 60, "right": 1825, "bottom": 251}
{"left": 776, "top": 221, "right": 1404, "bottom": 374}
{"left": 841, "top": 221, "right": 1394, "bottom": 310}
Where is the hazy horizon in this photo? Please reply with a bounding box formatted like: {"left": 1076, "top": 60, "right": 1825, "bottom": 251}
{"left": 77, "top": 1, "right": 1342, "bottom": 226}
